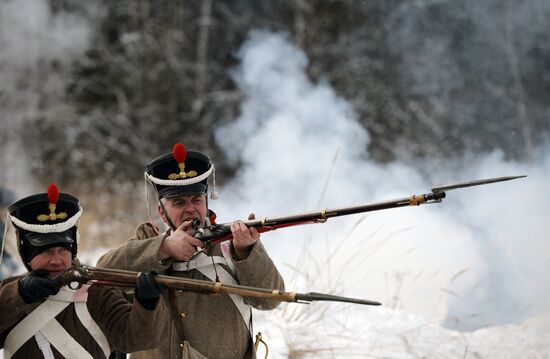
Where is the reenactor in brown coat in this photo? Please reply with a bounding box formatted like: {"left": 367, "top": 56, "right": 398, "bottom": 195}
{"left": 98, "top": 143, "right": 285, "bottom": 359}
{"left": 0, "top": 184, "right": 169, "bottom": 358}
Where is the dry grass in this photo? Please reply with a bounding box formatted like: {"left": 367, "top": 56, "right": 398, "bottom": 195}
{"left": 263, "top": 217, "right": 384, "bottom": 358}
{"left": 259, "top": 217, "right": 479, "bottom": 358}
{"left": 67, "top": 182, "right": 147, "bottom": 251}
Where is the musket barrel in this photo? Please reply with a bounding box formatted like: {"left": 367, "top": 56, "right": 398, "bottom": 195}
{"left": 195, "top": 174, "right": 524, "bottom": 244}
{"left": 56, "top": 266, "right": 381, "bottom": 306}
{"left": 245, "top": 194, "right": 433, "bottom": 227}
{"left": 197, "top": 193, "right": 443, "bottom": 243}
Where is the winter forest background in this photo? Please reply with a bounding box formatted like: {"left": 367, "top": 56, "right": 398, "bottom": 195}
{"left": 1, "top": 0, "right": 550, "bottom": 358}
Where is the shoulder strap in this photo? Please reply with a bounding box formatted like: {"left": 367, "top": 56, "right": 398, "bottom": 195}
{"left": 192, "top": 253, "right": 252, "bottom": 332}
{"left": 170, "top": 252, "right": 252, "bottom": 332}
{"left": 75, "top": 302, "right": 111, "bottom": 358}
{"left": 40, "top": 319, "right": 94, "bottom": 358}
{"left": 171, "top": 255, "right": 227, "bottom": 272}
{"left": 4, "top": 286, "right": 110, "bottom": 359}
{"left": 4, "top": 299, "right": 71, "bottom": 357}
{"left": 34, "top": 331, "right": 55, "bottom": 359}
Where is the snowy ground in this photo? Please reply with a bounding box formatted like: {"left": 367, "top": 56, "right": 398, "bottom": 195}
{"left": 2, "top": 307, "right": 549, "bottom": 358}
{"left": 253, "top": 306, "right": 550, "bottom": 359}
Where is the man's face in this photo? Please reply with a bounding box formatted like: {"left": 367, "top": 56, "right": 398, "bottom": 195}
{"left": 159, "top": 194, "right": 207, "bottom": 230}
{"left": 29, "top": 246, "right": 72, "bottom": 277}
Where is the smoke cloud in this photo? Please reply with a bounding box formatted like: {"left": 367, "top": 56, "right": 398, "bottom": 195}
{"left": 0, "top": 0, "right": 93, "bottom": 193}
{"left": 214, "top": 30, "right": 550, "bottom": 331}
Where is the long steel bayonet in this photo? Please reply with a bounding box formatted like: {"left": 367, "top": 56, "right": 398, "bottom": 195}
{"left": 430, "top": 175, "right": 527, "bottom": 193}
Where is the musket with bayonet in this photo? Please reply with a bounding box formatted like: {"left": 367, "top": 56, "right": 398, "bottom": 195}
{"left": 193, "top": 175, "right": 526, "bottom": 245}
{"left": 55, "top": 265, "right": 381, "bottom": 306}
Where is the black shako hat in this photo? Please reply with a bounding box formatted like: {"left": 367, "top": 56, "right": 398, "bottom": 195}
{"left": 8, "top": 183, "right": 81, "bottom": 270}
{"left": 145, "top": 143, "right": 216, "bottom": 199}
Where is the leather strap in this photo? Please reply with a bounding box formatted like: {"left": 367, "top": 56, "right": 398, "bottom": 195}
{"left": 34, "top": 331, "right": 55, "bottom": 359}
{"left": 4, "top": 299, "right": 71, "bottom": 357}
{"left": 4, "top": 285, "right": 109, "bottom": 359}
{"left": 171, "top": 256, "right": 227, "bottom": 272}
{"left": 192, "top": 255, "right": 252, "bottom": 332}
{"left": 75, "top": 302, "right": 110, "bottom": 358}
{"left": 40, "top": 319, "right": 94, "bottom": 358}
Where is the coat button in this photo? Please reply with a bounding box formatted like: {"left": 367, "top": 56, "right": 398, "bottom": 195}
{"left": 180, "top": 312, "right": 187, "bottom": 319}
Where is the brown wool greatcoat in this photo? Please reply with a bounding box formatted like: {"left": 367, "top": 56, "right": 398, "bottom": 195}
{"left": 97, "top": 222, "right": 285, "bottom": 359}
{"left": 0, "top": 269, "right": 169, "bottom": 358}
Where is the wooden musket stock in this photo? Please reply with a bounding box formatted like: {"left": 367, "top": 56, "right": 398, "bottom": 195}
{"left": 55, "top": 265, "right": 381, "bottom": 306}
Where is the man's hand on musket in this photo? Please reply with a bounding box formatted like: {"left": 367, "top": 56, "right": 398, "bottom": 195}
{"left": 231, "top": 213, "right": 261, "bottom": 260}
{"left": 158, "top": 220, "right": 205, "bottom": 261}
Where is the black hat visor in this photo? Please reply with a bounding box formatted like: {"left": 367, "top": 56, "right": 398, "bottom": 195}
{"left": 159, "top": 183, "right": 207, "bottom": 199}
{"left": 24, "top": 231, "right": 75, "bottom": 247}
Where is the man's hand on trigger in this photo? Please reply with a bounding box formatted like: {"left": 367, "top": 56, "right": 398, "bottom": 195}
{"left": 231, "top": 213, "right": 260, "bottom": 260}
{"left": 158, "top": 220, "right": 205, "bottom": 261}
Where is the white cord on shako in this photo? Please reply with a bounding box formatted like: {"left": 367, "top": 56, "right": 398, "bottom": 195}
{"left": 9, "top": 209, "right": 82, "bottom": 234}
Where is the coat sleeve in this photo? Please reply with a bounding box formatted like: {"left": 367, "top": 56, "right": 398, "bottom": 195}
{"left": 96, "top": 230, "right": 170, "bottom": 273}
{"left": 87, "top": 285, "right": 169, "bottom": 353}
{"left": 232, "top": 241, "right": 285, "bottom": 310}
{"left": 0, "top": 278, "right": 34, "bottom": 346}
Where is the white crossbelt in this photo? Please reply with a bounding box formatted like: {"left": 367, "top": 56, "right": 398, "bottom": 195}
{"left": 171, "top": 255, "right": 228, "bottom": 272}
{"left": 171, "top": 252, "right": 252, "bottom": 331}
{"left": 4, "top": 285, "right": 110, "bottom": 359}
{"left": 74, "top": 301, "right": 110, "bottom": 357}
{"left": 39, "top": 319, "right": 94, "bottom": 358}
{"left": 34, "top": 331, "right": 55, "bottom": 359}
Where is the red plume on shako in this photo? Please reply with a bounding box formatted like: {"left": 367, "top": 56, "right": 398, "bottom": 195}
{"left": 38, "top": 183, "right": 67, "bottom": 222}
{"left": 169, "top": 143, "right": 197, "bottom": 180}
{"left": 47, "top": 183, "right": 60, "bottom": 204}
{"left": 172, "top": 143, "right": 187, "bottom": 163}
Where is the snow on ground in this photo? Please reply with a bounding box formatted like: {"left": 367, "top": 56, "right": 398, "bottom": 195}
{"left": 3, "top": 306, "right": 548, "bottom": 358}
{"left": 253, "top": 306, "right": 550, "bottom": 358}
